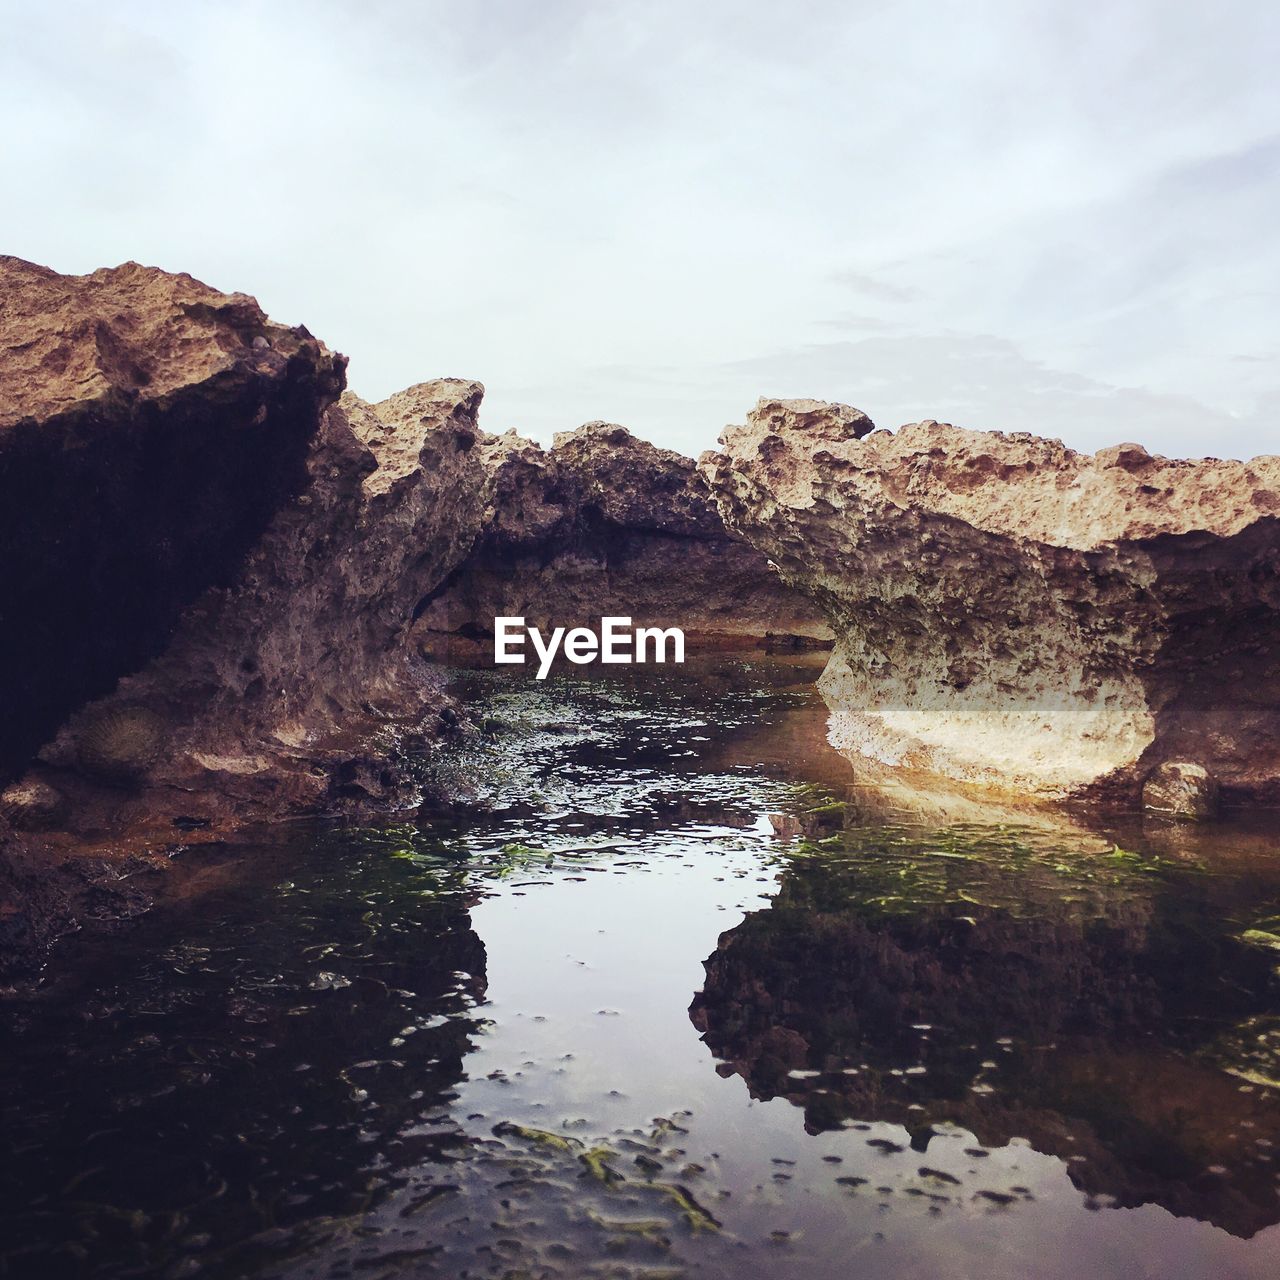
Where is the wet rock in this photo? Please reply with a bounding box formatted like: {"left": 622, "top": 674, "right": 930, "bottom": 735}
{"left": 700, "top": 400, "right": 1280, "bottom": 805}
{"left": 1, "top": 265, "right": 487, "bottom": 976}
{"left": 690, "top": 837, "right": 1280, "bottom": 1237}
{"left": 1142, "top": 761, "right": 1220, "bottom": 820}
{"left": 414, "top": 420, "right": 832, "bottom": 657}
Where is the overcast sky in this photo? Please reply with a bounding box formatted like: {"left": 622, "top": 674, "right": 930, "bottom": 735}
{"left": 4, "top": 0, "right": 1278, "bottom": 459}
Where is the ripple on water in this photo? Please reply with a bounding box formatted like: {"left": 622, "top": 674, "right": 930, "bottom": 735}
{"left": 3, "top": 658, "right": 1280, "bottom": 1279}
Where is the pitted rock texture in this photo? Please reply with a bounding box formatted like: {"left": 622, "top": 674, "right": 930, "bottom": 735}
{"left": 1, "top": 378, "right": 487, "bottom": 980}
{"left": 414, "top": 420, "right": 831, "bottom": 656}
{"left": 0, "top": 257, "right": 345, "bottom": 778}
{"left": 700, "top": 399, "right": 1280, "bottom": 804}
{"left": 35, "top": 380, "right": 487, "bottom": 824}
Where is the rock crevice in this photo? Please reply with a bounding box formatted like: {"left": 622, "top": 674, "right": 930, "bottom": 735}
{"left": 412, "top": 419, "right": 833, "bottom": 657}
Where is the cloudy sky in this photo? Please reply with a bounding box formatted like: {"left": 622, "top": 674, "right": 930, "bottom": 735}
{"left": 4, "top": 0, "right": 1277, "bottom": 458}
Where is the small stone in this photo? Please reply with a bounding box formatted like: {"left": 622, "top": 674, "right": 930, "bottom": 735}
{"left": 1142, "top": 761, "right": 1219, "bottom": 820}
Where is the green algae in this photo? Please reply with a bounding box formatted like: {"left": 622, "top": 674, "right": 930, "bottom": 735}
{"left": 580, "top": 1146, "right": 627, "bottom": 1185}
{"left": 493, "top": 1122, "right": 585, "bottom": 1155}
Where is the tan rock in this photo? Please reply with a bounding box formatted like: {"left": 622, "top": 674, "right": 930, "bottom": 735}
{"left": 39, "top": 380, "right": 488, "bottom": 819}
{"left": 700, "top": 399, "right": 1280, "bottom": 805}
{"left": 0, "top": 256, "right": 345, "bottom": 778}
{"left": 413, "top": 419, "right": 832, "bottom": 655}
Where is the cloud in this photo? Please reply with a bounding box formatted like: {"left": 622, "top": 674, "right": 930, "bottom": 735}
{"left": 1, "top": 0, "right": 1277, "bottom": 461}
{"left": 489, "top": 332, "right": 1269, "bottom": 460}
{"left": 828, "top": 270, "right": 921, "bottom": 304}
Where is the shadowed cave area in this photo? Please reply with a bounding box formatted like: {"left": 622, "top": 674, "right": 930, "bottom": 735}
{"left": 0, "top": 352, "right": 335, "bottom": 780}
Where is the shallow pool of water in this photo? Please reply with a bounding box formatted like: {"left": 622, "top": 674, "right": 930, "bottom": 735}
{"left": 5, "top": 658, "right": 1280, "bottom": 1279}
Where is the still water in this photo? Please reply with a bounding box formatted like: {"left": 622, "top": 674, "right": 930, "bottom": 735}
{"left": 4, "top": 658, "right": 1280, "bottom": 1279}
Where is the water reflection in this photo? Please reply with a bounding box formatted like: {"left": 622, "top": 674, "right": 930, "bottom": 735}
{"left": 0, "top": 834, "right": 488, "bottom": 1278}
{"left": 691, "top": 819, "right": 1280, "bottom": 1237}
{"left": 4, "top": 658, "right": 1280, "bottom": 1279}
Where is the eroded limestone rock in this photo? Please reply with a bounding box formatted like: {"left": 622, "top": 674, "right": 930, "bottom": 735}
{"left": 0, "top": 260, "right": 495, "bottom": 979}
{"left": 414, "top": 419, "right": 831, "bottom": 657}
{"left": 37, "top": 380, "right": 488, "bottom": 822}
{"left": 0, "top": 257, "right": 345, "bottom": 778}
{"left": 700, "top": 399, "right": 1280, "bottom": 805}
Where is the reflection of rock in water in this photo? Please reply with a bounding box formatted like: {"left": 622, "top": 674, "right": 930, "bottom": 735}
{"left": 0, "top": 835, "right": 488, "bottom": 1278}
{"left": 690, "top": 830, "right": 1280, "bottom": 1237}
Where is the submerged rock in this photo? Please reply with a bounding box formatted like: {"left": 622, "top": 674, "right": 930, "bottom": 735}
{"left": 414, "top": 420, "right": 832, "bottom": 657}
{"left": 700, "top": 400, "right": 1280, "bottom": 806}
{"left": 690, "top": 833, "right": 1280, "bottom": 1237}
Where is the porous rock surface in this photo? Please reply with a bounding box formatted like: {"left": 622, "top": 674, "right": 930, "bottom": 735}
{"left": 1, "top": 379, "right": 487, "bottom": 978}
{"left": 700, "top": 399, "right": 1280, "bottom": 804}
{"left": 0, "top": 258, "right": 499, "bottom": 977}
{"left": 34, "top": 381, "right": 487, "bottom": 822}
{"left": 0, "top": 256, "right": 346, "bottom": 779}
{"left": 413, "top": 420, "right": 832, "bottom": 656}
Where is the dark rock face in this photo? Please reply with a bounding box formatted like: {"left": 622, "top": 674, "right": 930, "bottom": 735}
{"left": 0, "top": 258, "right": 494, "bottom": 978}
{"left": 0, "top": 257, "right": 345, "bottom": 779}
{"left": 700, "top": 399, "right": 1280, "bottom": 806}
{"left": 0, "top": 381, "right": 488, "bottom": 980}
{"left": 414, "top": 421, "right": 832, "bottom": 656}
{"left": 35, "top": 381, "right": 488, "bottom": 825}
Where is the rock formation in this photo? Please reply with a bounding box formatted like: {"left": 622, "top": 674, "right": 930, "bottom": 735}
{"left": 700, "top": 399, "right": 1280, "bottom": 806}
{"left": 413, "top": 421, "right": 832, "bottom": 659}
{"left": 0, "top": 259, "right": 826, "bottom": 978}
{"left": 0, "top": 256, "right": 345, "bottom": 780}
{"left": 28, "top": 381, "right": 487, "bottom": 828}
{"left": 0, "top": 260, "right": 498, "bottom": 976}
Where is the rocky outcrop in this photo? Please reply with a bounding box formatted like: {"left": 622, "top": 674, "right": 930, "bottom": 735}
{"left": 0, "top": 259, "right": 502, "bottom": 977}
{"left": 25, "top": 382, "right": 486, "bottom": 829}
{"left": 700, "top": 399, "right": 1280, "bottom": 806}
{"left": 0, "top": 257, "right": 345, "bottom": 780}
{"left": 0, "top": 377, "right": 487, "bottom": 979}
{"left": 413, "top": 421, "right": 832, "bottom": 658}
